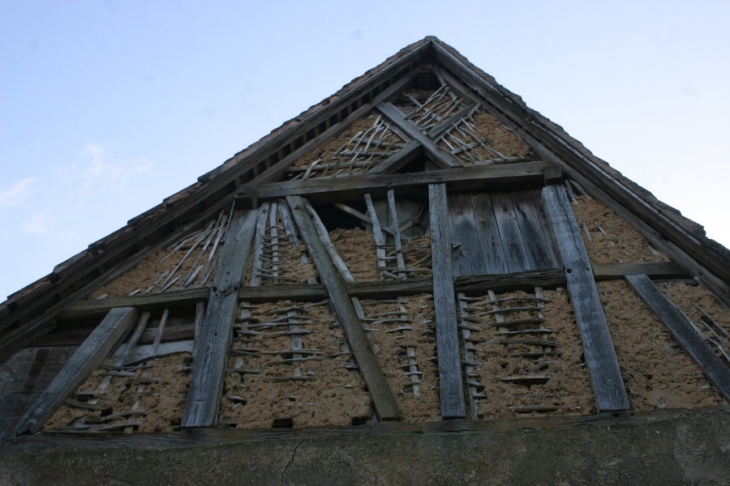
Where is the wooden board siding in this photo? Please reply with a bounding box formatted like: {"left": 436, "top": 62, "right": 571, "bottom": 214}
{"left": 449, "top": 189, "right": 556, "bottom": 277}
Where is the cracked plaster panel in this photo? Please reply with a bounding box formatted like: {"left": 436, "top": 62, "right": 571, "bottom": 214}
{"left": 572, "top": 196, "right": 669, "bottom": 264}
{"left": 599, "top": 280, "right": 726, "bottom": 411}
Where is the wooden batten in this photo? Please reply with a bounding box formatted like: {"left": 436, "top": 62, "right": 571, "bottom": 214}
{"left": 182, "top": 209, "right": 258, "bottom": 428}
{"left": 625, "top": 275, "right": 730, "bottom": 401}
{"left": 14, "top": 307, "right": 139, "bottom": 435}
{"left": 542, "top": 184, "right": 630, "bottom": 412}
{"left": 286, "top": 195, "right": 400, "bottom": 421}
{"left": 428, "top": 184, "right": 466, "bottom": 419}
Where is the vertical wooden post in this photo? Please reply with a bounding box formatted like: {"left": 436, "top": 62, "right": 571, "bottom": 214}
{"left": 15, "top": 307, "right": 139, "bottom": 434}
{"left": 429, "top": 183, "right": 466, "bottom": 418}
{"left": 542, "top": 185, "right": 629, "bottom": 412}
{"left": 182, "top": 208, "right": 258, "bottom": 427}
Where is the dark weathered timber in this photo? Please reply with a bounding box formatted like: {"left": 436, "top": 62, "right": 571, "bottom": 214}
{"left": 593, "top": 262, "right": 689, "bottom": 280}
{"left": 182, "top": 209, "right": 258, "bottom": 428}
{"left": 0, "top": 348, "right": 39, "bottom": 439}
{"left": 286, "top": 196, "right": 400, "bottom": 421}
{"left": 511, "top": 189, "right": 557, "bottom": 270}
{"left": 15, "top": 307, "right": 139, "bottom": 435}
{"left": 455, "top": 269, "right": 565, "bottom": 295}
{"left": 542, "top": 185, "right": 629, "bottom": 412}
{"left": 428, "top": 184, "right": 466, "bottom": 418}
{"left": 471, "top": 193, "right": 509, "bottom": 274}
{"left": 626, "top": 275, "right": 730, "bottom": 401}
{"left": 377, "top": 102, "right": 463, "bottom": 169}
{"left": 448, "top": 193, "right": 487, "bottom": 276}
{"left": 368, "top": 140, "right": 423, "bottom": 175}
{"left": 491, "top": 192, "right": 531, "bottom": 273}
{"left": 58, "top": 287, "right": 209, "bottom": 320}
{"left": 257, "top": 162, "right": 548, "bottom": 202}
{"left": 238, "top": 284, "right": 329, "bottom": 302}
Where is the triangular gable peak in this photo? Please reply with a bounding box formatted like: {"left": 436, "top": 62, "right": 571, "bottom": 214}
{"left": 2, "top": 37, "right": 730, "bottom": 439}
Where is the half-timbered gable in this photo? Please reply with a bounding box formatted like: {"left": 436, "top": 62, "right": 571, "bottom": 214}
{"left": 2, "top": 37, "right": 729, "bottom": 484}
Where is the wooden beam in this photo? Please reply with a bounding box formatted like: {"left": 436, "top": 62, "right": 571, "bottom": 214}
{"left": 56, "top": 261, "right": 675, "bottom": 325}
{"left": 257, "top": 161, "right": 548, "bottom": 202}
{"left": 377, "top": 102, "right": 463, "bottom": 169}
{"left": 368, "top": 140, "right": 423, "bottom": 175}
{"left": 58, "top": 287, "right": 210, "bottom": 320}
{"left": 625, "top": 275, "right": 730, "bottom": 401}
{"left": 593, "top": 261, "right": 689, "bottom": 280}
{"left": 428, "top": 184, "right": 466, "bottom": 418}
{"left": 15, "top": 307, "right": 139, "bottom": 435}
{"left": 542, "top": 184, "right": 630, "bottom": 412}
{"left": 182, "top": 209, "right": 258, "bottom": 427}
{"left": 455, "top": 269, "right": 565, "bottom": 295}
{"left": 286, "top": 195, "right": 400, "bottom": 421}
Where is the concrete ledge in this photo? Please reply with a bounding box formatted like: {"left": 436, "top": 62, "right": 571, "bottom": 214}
{"left": 1, "top": 407, "right": 729, "bottom": 485}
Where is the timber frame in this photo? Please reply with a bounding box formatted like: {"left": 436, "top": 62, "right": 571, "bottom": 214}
{"left": 3, "top": 36, "right": 730, "bottom": 438}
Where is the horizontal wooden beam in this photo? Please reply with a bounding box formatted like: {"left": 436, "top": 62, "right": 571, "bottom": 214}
{"left": 59, "top": 288, "right": 210, "bottom": 320}
{"left": 256, "top": 161, "right": 548, "bottom": 202}
{"left": 53, "top": 262, "right": 687, "bottom": 322}
{"left": 593, "top": 261, "right": 689, "bottom": 280}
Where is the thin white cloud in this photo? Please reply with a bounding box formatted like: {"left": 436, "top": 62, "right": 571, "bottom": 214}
{"left": 0, "top": 177, "right": 39, "bottom": 210}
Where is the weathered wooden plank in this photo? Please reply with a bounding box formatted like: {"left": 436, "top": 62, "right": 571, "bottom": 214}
{"left": 182, "top": 209, "right": 258, "bottom": 427}
{"left": 593, "top": 262, "right": 689, "bottom": 280}
{"left": 491, "top": 192, "right": 531, "bottom": 273}
{"left": 377, "top": 101, "right": 463, "bottom": 169}
{"left": 258, "top": 161, "right": 548, "bottom": 202}
{"left": 625, "top": 275, "right": 730, "bottom": 401}
{"left": 455, "top": 269, "right": 566, "bottom": 295}
{"left": 15, "top": 307, "right": 139, "bottom": 434}
{"left": 471, "top": 193, "right": 509, "bottom": 275}
{"left": 542, "top": 185, "right": 629, "bottom": 412}
{"left": 387, "top": 190, "right": 408, "bottom": 279}
{"left": 511, "top": 189, "right": 557, "bottom": 270}
{"left": 448, "top": 193, "right": 487, "bottom": 277}
{"left": 286, "top": 196, "right": 400, "bottom": 420}
{"left": 58, "top": 287, "right": 209, "bottom": 320}
{"left": 368, "top": 140, "right": 423, "bottom": 175}
{"left": 428, "top": 184, "right": 466, "bottom": 418}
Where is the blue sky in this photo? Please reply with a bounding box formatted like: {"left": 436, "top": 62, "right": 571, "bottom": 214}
{"left": 1, "top": 0, "right": 729, "bottom": 300}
